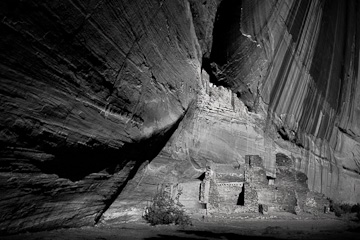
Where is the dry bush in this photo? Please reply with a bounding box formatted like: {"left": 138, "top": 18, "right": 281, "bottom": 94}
{"left": 143, "top": 188, "right": 192, "bottom": 226}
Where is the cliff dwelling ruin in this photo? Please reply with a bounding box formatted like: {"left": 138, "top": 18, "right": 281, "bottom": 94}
{"left": 173, "top": 154, "right": 329, "bottom": 216}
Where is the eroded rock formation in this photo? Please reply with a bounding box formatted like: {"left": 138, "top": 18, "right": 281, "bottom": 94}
{"left": 0, "top": 0, "right": 202, "bottom": 233}
{"left": 0, "top": 0, "right": 359, "bottom": 234}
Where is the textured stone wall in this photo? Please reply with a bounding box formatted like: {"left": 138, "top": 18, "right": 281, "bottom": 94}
{"left": 244, "top": 154, "right": 329, "bottom": 214}
{"left": 214, "top": 183, "right": 243, "bottom": 210}
{"left": 176, "top": 181, "right": 203, "bottom": 209}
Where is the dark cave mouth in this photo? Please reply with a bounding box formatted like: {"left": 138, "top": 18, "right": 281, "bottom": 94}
{"left": 210, "top": 0, "right": 243, "bottom": 66}
{"left": 201, "top": 0, "right": 243, "bottom": 87}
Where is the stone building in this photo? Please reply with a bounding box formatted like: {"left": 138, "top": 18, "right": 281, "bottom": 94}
{"left": 176, "top": 154, "right": 330, "bottom": 216}
{"left": 199, "top": 163, "right": 258, "bottom": 214}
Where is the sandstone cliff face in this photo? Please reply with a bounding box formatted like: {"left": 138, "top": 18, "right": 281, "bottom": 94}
{"left": 200, "top": 0, "right": 360, "bottom": 200}
{"left": 0, "top": 0, "right": 202, "bottom": 233}
{"left": 0, "top": 0, "right": 359, "bottom": 234}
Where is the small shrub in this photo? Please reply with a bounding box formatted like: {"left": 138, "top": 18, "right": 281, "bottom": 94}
{"left": 334, "top": 205, "right": 344, "bottom": 217}
{"left": 329, "top": 200, "right": 360, "bottom": 218}
{"left": 340, "top": 203, "right": 352, "bottom": 213}
{"left": 351, "top": 203, "right": 360, "bottom": 213}
{"left": 329, "top": 201, "right": 343, "bottom": 217}
{"left": 143, "top": 188, "right": 192, "bottom": 226}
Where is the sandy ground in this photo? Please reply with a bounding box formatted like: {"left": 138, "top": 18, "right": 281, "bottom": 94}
{"left": 1, "top": 213, "right": 359, "bottom": 240}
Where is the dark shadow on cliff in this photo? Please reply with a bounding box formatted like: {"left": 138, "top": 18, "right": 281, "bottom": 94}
{"left": 202, "top": 0, "right": 242, "bottom": 88}
{"left": 95, "top": 108, "right": 191, "bottom": 223}
{"left": 29, "top": 104, "right": 192, "bottom": 224}
{"left": 201, "top": 0, "right": 259, "bottom": 111}
{"left": 210, "top": 0, "right": 243, "bottom": 66}
{"left": 31, "top": 105, "right": 191, "bottom": 182}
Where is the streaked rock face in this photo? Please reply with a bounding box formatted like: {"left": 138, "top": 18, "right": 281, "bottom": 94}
{"left": 0, "top": 0, "right": 359, "bottom": 234}
{"left": 206, "top": 0, "right": 360, "bottom": 197}
{"left": 0, "top": 0, "right": 202, "bottom": 233}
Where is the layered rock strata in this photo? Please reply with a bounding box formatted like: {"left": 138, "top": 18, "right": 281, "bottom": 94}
{"left": 0, "top": 0, "right": 202, "bottom": 233}
{"left": 203, "top": 0, "right": 360, "bottom": 201}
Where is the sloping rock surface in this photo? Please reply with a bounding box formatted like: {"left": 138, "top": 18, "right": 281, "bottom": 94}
{"left": 0, "top": 0, "right": 202, "bottom": 233}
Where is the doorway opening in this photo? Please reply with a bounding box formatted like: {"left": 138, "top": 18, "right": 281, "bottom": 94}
{"left": 237, "top": 184, "right": 245, "bottom": 206}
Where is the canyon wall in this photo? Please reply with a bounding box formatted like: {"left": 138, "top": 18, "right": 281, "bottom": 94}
{"left": 0, "top": 0, "right": 202, "bottom": 233}
{"left": 0, "top": 0, "right": 359, "bottom": 234}
{"left": 199, "top": 0, "right": 360, "bottom": 200}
